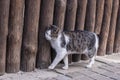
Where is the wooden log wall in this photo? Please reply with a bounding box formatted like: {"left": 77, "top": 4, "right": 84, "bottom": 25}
{"left": 94, "top": 0, "right": 104, "bottom": 34}
{"left": 114, "top": 0, "right": 120, "bottom": 53}
{"left": 106, "top": 0, "right": 119, "bottom": 54}
{"left": 97, "top": 0, "right": 113, "bottom": 56}
{"left": 0, "top": 0, "right": 10, "bottom": 75}
{"left": 21, "top": 0, "right": 40, "bottom": 71}
{"left": 36, "top": 0, "right": 55, "bottom": 69}
{"left": 6, "top": 0, "right": 24, "bottom": 73}
{"left": 0, "top": 0, "right": 120, "bottom": 74}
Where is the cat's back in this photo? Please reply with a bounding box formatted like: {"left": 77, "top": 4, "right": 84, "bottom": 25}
{"left": 63, "top": 30, "right": 94, "bottom": 39}
{"left": 63, "top": 30, "right": 96, "bottom": 52}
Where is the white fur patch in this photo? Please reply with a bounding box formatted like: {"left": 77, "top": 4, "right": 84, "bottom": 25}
{"left": 93, "top": 33, "right": 99, "bottom": 50}
{"left": 50, "top": 34, "right": 67, "bottom": 54}
{"left": 64, "top": 34, "right": 70, "bottom": 45}
{"left": 45, "top": 30, "right": 51, "bottom": 40}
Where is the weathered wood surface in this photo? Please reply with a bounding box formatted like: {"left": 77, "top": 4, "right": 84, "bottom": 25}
{"left": 75, "top": 0, "right": 87, "bottom": 30}
{"left": 98, "top": 0, "right": 113, "bottom": 56}
{"left": 37, "top": 0, "right": 55, "bottom": 69}
{"left": 85, "top": 0, "right": 96, "bottom": 32}
{"left": 21, "top": 0, "right": 40, "bottom": 71}
{"left": 106, "top": 0, "right": 119, "bottom": 54}
{"left": 114, "top": 1, "right": 120, "bottom": 53}
{"left": 0, "top": 0, "right": 10, "bottom": 75}
{"left": 6, "top": 0, "right": 24, "bottom": 73}
{"left": 53, "top": 0, "right": 67, "bottom": 30}
{"left": 94, "top": 0, "right": 105, "bottom": 34}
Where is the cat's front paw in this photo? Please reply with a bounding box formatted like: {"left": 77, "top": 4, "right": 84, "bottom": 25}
{"left": 48, "top": 65, "right": 55, "bottom": 70}
{"left": 85, "top": 64, "right": 92, "bottom": 68}
{"left": 62, "top": 66, "right": 68, "bottom": 70}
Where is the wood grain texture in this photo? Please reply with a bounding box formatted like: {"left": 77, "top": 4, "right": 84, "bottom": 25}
{"left": 85, "top": 0, "right": 96, "bottom": 32}
{"left": 94, "top": 0, "right": 104, "bottom": 34}
{"left": 114, "top": 1, "right": 120, "bottom": 53}
{"left": 37, "top": 0, "right": 55, "bottom": 69}
{"left": 6, "top": 0, "right": 24, "bottom": 73}
{"left": 21, "top": 0, "right": 40, "bottom": 71}
{"left": 106, "top": 0, "right": 119, "bottom": 54}
{"left": 0, "top": 0, "right": 10, "bottom": 75}
{"left": 97, "top": 0, "right": 113, "bottom": 56}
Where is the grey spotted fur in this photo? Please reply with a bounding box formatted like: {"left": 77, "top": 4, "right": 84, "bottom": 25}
{"left": 61, "top": 31, "right": 97, "bottom": 58}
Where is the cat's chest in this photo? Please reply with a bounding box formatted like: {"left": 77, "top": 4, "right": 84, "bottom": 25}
{"left": 51, "top": 40, "right": 61, "bottom": 49}
{"left": 50, "top": 39, "right": 66, "bottom": 52}
{"left": 51, "top": 41, "right": 66, "bottom": 54}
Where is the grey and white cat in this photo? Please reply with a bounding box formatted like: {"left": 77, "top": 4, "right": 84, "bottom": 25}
{"left": 45, "top": 25, "right": 99, "bottom": 70}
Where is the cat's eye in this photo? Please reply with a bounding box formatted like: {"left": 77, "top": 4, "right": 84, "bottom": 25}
{"left": 46, "top": 27, "right": 50, "bottom": 30}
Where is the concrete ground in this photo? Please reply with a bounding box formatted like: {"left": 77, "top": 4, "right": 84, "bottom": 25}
{"left": 0, "top": 53, "right": 120, "bottom": 80}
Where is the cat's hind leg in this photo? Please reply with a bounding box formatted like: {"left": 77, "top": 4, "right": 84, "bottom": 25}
{"left": 86, "top": 45, "right": 98, "bottom": 68}
{"left": 62, "top": 55, "right": 68, "bottom": 70}
{"left": 86, "top": 56, "right": 95, "bottom": 68}
{"left": 48, "top": 53, "right": 66, "bottom": 69}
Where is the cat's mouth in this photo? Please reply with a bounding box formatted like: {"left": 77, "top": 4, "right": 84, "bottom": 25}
{"left": 45, "top": 32, "right": 52, "bottom": 40}
{"left": 45, "top": 30, "right": 51, "bottom": 36}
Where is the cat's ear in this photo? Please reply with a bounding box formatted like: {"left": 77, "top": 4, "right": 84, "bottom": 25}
{"left": 46, "top": 25, "right": 50, "bottom": 30}
{"left": 55, "top": 25, "right": 62, "bottom": 34}
{"left": 50, "top": 25, "right": 57, "bottom": 29}
{"left": 50, "top": 25, "right": 62, "bottom": 34}
{"left": 58, "top": 28, "right": 62, "bottom": 33}
{"left": 51, "top": 25, "right": 60, "bottom": 30}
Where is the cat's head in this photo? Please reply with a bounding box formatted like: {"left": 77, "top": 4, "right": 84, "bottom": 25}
{"left": 45, "top": 25, "right": 61, "bottom": 40}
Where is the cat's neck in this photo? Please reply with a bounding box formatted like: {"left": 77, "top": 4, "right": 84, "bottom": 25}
{"left": 50, "top": 33, "right": 63, "bottom": 53}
